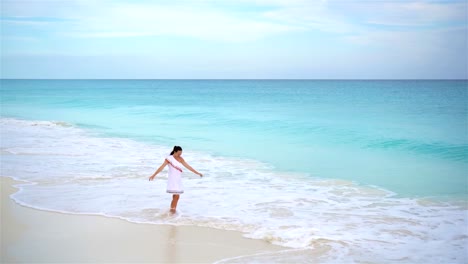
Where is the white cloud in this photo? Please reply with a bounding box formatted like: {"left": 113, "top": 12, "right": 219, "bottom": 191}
{"left": 0, "top": 0, "right": 92, "bottom": 19}
{"left": 352, "top": 1, "right": 467, "bottom": 27}
{"left": 1, "top": 19, "right": 52, "bottom": 27}
{"left": 261, "top": 3, "right": 357, "bottom": 34}
{"left": 257, "top": 0, "right": 467, "bottom": 33}
{"left": 2, "top": 0, "right": 466, "bottom": 42}
{"left": 69, "top": 4, "right": 303, "bottom": 42}
{"left": 1, "top": 1, "right": 304, "bottom": 42}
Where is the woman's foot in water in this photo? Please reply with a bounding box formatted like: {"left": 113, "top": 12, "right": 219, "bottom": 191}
{"left": 170, "top": 207, "right": 176, "bottom": 214}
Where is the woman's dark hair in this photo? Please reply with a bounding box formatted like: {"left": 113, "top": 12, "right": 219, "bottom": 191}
{"left": 170, "top": 146, "right": 182, "bottom": 155}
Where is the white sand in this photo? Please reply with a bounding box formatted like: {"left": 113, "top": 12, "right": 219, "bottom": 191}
{"left": 1, "top": 176, "right": 284, "bottom": 263}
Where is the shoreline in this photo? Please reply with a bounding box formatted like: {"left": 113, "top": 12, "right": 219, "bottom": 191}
{"left": 1, "top": 176, "right": 285, "bottom": 263}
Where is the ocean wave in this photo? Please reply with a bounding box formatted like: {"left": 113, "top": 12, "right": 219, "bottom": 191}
{"left": 365, "top": 138, "right": 468, "bottom": 161}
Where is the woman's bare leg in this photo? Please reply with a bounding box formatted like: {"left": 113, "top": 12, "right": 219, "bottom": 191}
{"left": 170, "top": 194, "right": 180, "bottom": 213}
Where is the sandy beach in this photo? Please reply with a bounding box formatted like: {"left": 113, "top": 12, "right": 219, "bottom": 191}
{"left": 1, "top": 176, "right": 284, "bottom": 263}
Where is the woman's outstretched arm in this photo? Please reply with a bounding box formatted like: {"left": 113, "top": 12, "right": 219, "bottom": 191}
{"left": 149, "top": 160, "right": 169, "bottom": 181}
{"left": 179, "top": 158, "right": 203, "bottom": 177}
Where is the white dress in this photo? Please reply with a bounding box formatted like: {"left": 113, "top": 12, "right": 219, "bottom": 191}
{"left": 165, "top": 155, "right": 184, "bottom": 194}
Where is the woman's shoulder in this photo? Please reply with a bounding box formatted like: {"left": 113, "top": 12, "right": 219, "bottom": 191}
{"left": 166, "top": 155, "right": 182, "bottom": 162}
{"left": 173, "top": 156, "right": 184, "bottom": 163}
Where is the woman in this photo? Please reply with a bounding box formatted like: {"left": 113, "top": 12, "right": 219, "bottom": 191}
{"left": 149, "top": 146, "right": 203, "bottom": 214}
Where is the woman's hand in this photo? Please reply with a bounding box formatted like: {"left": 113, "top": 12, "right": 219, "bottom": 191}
{"left": 198, "top": 172, "right": 203, "bottom": 177}
{"left": 149, "top": 175, "right": 156, "bottom": 181}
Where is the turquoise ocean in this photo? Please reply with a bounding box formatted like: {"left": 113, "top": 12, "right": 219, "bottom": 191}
{"left": 1, "top": 79, "right": 467, "bottom": 262}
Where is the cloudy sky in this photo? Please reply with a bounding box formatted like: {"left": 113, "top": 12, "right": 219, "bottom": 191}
{"left": 1, "top": 0, "right": 467, "bottom": 79}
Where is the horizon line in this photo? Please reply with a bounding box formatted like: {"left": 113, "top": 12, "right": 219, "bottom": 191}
{"left": 1, "top": 78, "right": 467, "bottom": 81}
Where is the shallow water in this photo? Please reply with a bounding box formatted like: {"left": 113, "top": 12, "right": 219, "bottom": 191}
{"left": 1, "top": 79, "right": 467, "bottom": 197}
